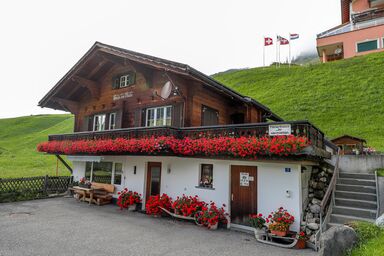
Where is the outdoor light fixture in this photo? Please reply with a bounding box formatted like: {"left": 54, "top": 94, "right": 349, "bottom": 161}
{"left": 133, "top": 166, "right": 137, "bottom": 175}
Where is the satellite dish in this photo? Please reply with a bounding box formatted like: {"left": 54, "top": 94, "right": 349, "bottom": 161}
{"left": 160, "top": 81, "right": 172, "bottom": 99}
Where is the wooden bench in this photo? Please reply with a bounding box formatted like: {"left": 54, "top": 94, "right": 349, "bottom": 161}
{"left": 91, "top": 182, "right": 115, "bottom": 206}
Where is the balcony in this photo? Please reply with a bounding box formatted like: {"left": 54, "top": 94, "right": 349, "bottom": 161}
{"left": 44, "top": 121, "right": 328, "bottom": 160}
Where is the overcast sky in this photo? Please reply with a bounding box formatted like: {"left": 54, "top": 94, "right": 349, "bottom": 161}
{"left": 0, "top": 0, "right": 340, "bottom": 118}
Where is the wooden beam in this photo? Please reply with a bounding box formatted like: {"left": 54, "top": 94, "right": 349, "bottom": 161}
{"left": 87, "top": 58, "right": 108, "bottom": 79}
{"left": 51, "top": 97, "right": 79, "bottom": 113}
{"left": 72, "top": 76, "right": 100, "bottom": 99}
{"left": 55, "top": 155, "right": 73, "bottom": 174}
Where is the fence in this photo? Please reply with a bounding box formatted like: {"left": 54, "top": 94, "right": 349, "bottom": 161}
{"left": 0, "top": 175, "right": 72, "bottom": 203}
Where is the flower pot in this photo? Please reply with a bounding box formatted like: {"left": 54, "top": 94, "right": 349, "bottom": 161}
{"left": 254, "top": 228, "right": 266, "bottom": 239}
{"left": 296, "top": 239, "right": 306, "bottom": 249}
{"left": 209, "top": 222, "right": 218, "bottom": 230}
{"left": 128, "top": 204, "right": 136, "bottom": 212}
{"left": 270, "top": 230, "right": 287, "bottom": 237}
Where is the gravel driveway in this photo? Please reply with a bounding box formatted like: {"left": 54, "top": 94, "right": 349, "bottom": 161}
{"left": 0, "top": 198, "right": 316, "bottom": 256}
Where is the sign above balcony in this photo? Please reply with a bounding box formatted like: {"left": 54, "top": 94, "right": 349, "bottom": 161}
{"left": 268, "top": 124, "right": 291, "bottom": 136}
{"left": 113, "top": 91, "right": 133, "bottom": 101}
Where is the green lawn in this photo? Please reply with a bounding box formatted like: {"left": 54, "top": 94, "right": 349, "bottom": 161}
{"left": 348, "top": 221, "right": 384, "bottom": 256}
{"left": 0, "top": 114, "right": 73, "bottom": 178}
{"left": 213, "top": 52, "right": 384, "bottom": 150}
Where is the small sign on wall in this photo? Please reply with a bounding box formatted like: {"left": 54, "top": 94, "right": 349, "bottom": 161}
{"left": 268, "top": 124, "right": 291, "bottom": 136}
{"left": 240, "top": 172, "right": 249, "bottom": 186}
{"left": 285, "top": 167, "right": 291, "bottom": 173}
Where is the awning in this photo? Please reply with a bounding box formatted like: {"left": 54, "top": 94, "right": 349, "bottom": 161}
{"left": 67, "top": 155, "right": 104, "bottom": 162}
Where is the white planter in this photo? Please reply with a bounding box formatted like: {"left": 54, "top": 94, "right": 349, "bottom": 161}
{"left": 254, "top": 228, "right": 266, "bottom": 239}
{"left": 128, "top": 204, "right": 136, "bottom": 212}
{"left": 209, "top": 222, "right": 218, "bottom": 230}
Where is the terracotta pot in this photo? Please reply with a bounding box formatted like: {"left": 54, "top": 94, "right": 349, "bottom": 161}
{"left": 296, "top": 239, "right": 306, "bottom": 249}
{"left": 270, "top": 230, "right": 287, "bottom": 237}
{"left": 254, "top": 228, "right": 266, "bottom": 239}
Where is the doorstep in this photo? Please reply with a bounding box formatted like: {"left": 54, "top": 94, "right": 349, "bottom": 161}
{"left": 230, "top": 223, "right": 254, "bottom": 234}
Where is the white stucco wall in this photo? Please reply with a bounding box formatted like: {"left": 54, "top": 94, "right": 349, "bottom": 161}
{"left": 71, "top": 156, "right": 303, "bottom": 231}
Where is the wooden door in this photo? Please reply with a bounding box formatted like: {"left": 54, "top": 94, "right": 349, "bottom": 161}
{"left": 146, "top": 162, "right": 162, "bottom": 201}
{"left": 231, "top": 165, "right": 257, "bottom": 225}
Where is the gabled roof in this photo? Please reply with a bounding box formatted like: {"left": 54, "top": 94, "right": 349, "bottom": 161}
{"left": 331, "top": 134, "right": 367, "bottom": 143}
{"left": 38, "top": 42, "right": 283, "bottom": 121}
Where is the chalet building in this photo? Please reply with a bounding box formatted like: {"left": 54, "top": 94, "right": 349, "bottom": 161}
{"left": 331, "top": 135, "right": 366, "bottom": 155}
{"left": 317, "top": 0, "right": 384, "bottom": 62}
{"left": 38, "top": 42, "right": 331, "bottom": 232}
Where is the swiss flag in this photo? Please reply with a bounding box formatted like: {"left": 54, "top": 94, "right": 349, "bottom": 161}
{"left": 264, "top": 37, "right": 273, "bottom": 46}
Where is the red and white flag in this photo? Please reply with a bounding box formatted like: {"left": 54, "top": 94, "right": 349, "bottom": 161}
{"left": 277, "top": 35, "right": 289, "bottom": 45}
{"left": 290, "top": 33, "right": 299, "bottom": 40}
{"left": 264, "top": 37, "right": 273, "bottom": 46}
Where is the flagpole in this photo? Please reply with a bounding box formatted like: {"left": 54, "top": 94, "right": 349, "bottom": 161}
{"left": 263, "top": 37, "right": 265, "bottom": 68}
{"left": 275, "top": 35, "right": 278, "bottom": 68}
{"left": 289, "top": 37, "right": 291, "bottom": 68}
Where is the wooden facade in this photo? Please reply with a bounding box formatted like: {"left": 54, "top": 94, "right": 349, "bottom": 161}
{"left": 39, "top": 42, "right": 281, "bottom": 133}
{"left": 331, "top": 135, "right": 366, "bottom": 155}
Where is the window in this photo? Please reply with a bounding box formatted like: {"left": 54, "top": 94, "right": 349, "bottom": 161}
{"left": 109, "top": 113, "right": 116, "bottom": 130}
{"left": 199, "top": 164, "right": 213, "bottom": 188}
{"left": 356, "top": 39, "right": 378, "bottom": 53}
{"left": 202, "top": 105, "right": 219, "bottom": 126}
{"left": 114, "top": 163, "right": 123, "bottom": 185}
{"left": 112, "top": 72, "right": 136, "bottom": 89}
{"left": 84, "top": 161, "right": 123, "bottom": 185}
{"left": 92, "top": 162, "right": 113, "bottom": 184}
{"left": 93, "top": 114, "right": 106, "bottom": 131}
{"left": 146, "top": 106, "right": 172, "bottom": 127}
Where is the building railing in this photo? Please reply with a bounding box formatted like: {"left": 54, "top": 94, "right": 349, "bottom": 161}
{"left": 352, "top": 8, "right": 384, "bottom": 24}
{"left": 48, "top": 121, "right": 325, "bottom": 150}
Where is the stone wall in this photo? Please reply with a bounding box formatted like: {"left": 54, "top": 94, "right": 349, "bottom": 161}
{"left": 301, "top": 165, "right": 333, "bottom": 243}
{"left": 378, "top": 176, "right": 384, "bottom": 216}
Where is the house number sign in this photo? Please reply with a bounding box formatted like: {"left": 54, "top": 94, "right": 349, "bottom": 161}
{"left": 268, "top": 124, "right": 291, "bottom": 136}
{"left": 240, "top": 172, "right": 249, "bottom": 186}
{"left": 113, "top": 91, "right": 133, "bottom": 101}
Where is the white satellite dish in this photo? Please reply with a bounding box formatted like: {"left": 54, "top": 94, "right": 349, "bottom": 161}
{"left": 160, "top": 81, "right": 172, "bottom": 99}
{"left": 335, "top": 48, "right": 342, "bottom": 54}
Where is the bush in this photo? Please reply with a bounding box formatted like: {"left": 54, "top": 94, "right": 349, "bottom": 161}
{"left": 349, "top": 221, "right": 382, "bottom": 243}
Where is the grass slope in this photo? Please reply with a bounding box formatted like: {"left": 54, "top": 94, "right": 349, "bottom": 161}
{"left": 213, "top": 52, "right": 384, "bottom": 150}
{"left": 0, "top": 115, "right": 73, "bottom": 178}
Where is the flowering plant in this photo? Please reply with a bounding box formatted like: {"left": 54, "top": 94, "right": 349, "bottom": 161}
{"left": 145, "top": 193, "right": 172, "bottom": 216}
{"left": 172, "top": 195, "right": 206, "bottom": 217}
{"left": 117, "top": 188, "right": 142, "bottom": 210}
{"left": 267, "top": 207, "right": 294, "bottom": 232}
{"left": 37, "top": 135, "right": 308, "bottom": 158}
{"left": 249, "top": 213, "right": 266, "bottom": 229}
{"left": 78, "top": 177, "right": 91, "bottom": 188}
{"left": 195, "top": 202, "right": 229, "bottom": 229}
{"left": 296, "top": 231, "right": 306, "bottom": 240}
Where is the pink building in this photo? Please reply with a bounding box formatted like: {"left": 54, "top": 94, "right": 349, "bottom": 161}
{"left": 317, "top": 0, "right": 384, "bottom": 62}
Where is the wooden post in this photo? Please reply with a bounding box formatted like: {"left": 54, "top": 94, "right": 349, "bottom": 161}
{"left": 44, "top": 175, "right": 49, "bottom": 195}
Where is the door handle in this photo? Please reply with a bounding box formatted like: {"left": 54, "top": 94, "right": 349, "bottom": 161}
{"left": 231, "top": 193, "right": 234, "bottom": 201}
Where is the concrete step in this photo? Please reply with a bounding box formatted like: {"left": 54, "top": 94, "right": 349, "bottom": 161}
{"left": 339, "top": 172, "right": 375, "bottom": 180}
{"left": 336, "top": 184, "right": 376, "bottom": 194}
{"left": 327, "top": 222, "right": 342, "bottom": 229}
{"left": 335, "top": 198, "right": 377, "bottom": 209}
{"left": 337, "top": 178, "right": 376, "bottom": 186}
{"left": 335, "top": 191, "right": 377, "bottom": 202}
{"left": 332, "top": 205, "right": 376, "bottom": 219}
{"left": 330, "top": 213, "right": 375, "bottom": 225}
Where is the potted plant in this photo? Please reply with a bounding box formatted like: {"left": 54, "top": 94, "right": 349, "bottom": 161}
{"left": 145, "top": 193, "right": 172, "bottom": 217}
{"left": 296, "top": 231, "right": 306, "bottom": 249}
{"left": 267, "top": 207, "right": 294, "bottom": 237}
{"left": 196, "top": 202, "right": 228, "bottom": 230}
{"left": 249, "top": 213, "right": 267, "bottom": 239}
{"left": 117, "top": 189, "right": 142, "bottom": 211}
{"left": 78, "top": 177, "right": 91, "bottom": 188}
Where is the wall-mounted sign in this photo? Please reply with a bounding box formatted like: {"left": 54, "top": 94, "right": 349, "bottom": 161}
{"left": 268, "top": 124, "right": 291, "bottom": 136}
{"left": 240, "top": 172, "right": 249, "bottom": 186}
{"left": 249, "top": 176, "right": 254, "bottom": 181}
{"left": 113, "top": 91, "right": 133, "bottom": 101}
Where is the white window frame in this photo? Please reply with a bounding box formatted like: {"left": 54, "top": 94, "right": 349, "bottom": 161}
{"left": 93, "top": 114, "right": 106, "bottom": 131}
{"left": 119, "top": 74, "right": 132, "bottom": 88}
{"left": 145, "top": 106, "right": 172, "bottom": 127}
{"left": 87, "top": 161, "right": 123, "bottom": 186}
{"left": 355, "top": 38, "right": 379, "bottom": 53}
{"left": 109, "top": 112, "right": 116, "bottom": 130}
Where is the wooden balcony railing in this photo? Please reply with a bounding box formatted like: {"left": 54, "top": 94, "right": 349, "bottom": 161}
{"left": 48, "top": 121, "right": 325, "bottom": 150}
{"left": 352, "top": 8, "right": 384, "bottom": 24}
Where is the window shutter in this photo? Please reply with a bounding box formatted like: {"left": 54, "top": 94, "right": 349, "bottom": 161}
{"left": 134, "top": 109, "right": 142, "bottom": 127}
{"left": 112, "top": 76, "right": 120, "bottom": 89}
{"left": 87, "top": 116, "right": 94, "bottom": 131}
{"left": 172, "top": 102, "right": 184, "bottom": 127}
{"left": 141, "top": 109, "right": 146, "bottom": 127}
{"left": 128, "top": 72, "right": 136, "bottom": 86}
{"left": 115, "top": 109, "right": 123, "bottom": 129}
{"left": 82, "top": 116, "right": 89, "bottom": 132}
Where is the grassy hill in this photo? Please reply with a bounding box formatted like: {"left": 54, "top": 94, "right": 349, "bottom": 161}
{"left": 213, "top": 52, "right": 384, "bottom": 150}
{"left": 0, "top": 115, "right": 73, "bottom": 178}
